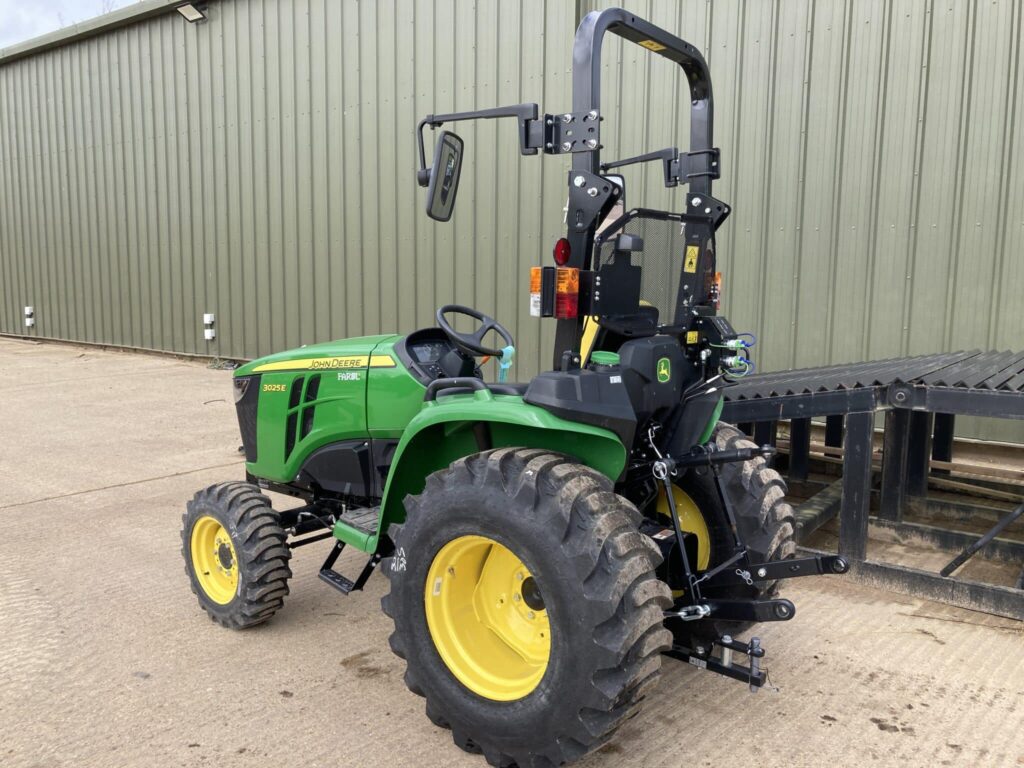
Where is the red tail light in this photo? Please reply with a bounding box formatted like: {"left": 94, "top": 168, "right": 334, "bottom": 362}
{"left": 553, "top": 238, "right": 571, "bottom": 266}
{"left": 554, "top": 267, "right": 579, "bottom": 319}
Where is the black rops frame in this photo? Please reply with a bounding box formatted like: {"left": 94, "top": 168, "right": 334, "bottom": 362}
{"left": 415, "top": 8, "right": 727, "bottom": 369}
{"left": 556, "top": 9, "right": 727, "bottom": 366}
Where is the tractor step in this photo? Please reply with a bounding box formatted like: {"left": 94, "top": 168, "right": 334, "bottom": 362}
{"left": 318, "top": 539, "right": 383, "bottom": 596}
{"left": 337, "top": 505, "right": 380, "bottom": 537}
{"left": 319, "top": 566, "right": 358, "bottom": 594}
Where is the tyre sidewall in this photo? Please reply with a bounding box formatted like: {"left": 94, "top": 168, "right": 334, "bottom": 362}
{"left": 388, "top": 481, "right": 606, "bottom": 750}
{"left": 183, "top": 497, "right": 244, "bottom": 617}
{"left": 181, "top": 482, "right": 291, "bottom": 629}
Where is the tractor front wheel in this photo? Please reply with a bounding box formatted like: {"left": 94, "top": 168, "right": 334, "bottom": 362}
{"left": 382, "top": 448, "right": 672, "bottom": 767}
{"left": 182, "top": 482, "right": 292, "bottom": 629}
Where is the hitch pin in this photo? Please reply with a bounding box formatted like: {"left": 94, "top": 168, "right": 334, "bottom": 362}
{"left": 749, "top": 637, "right": 762, "bottom": 693}
{"left": 720, "top": 634, "right": 733, "bottom": 669}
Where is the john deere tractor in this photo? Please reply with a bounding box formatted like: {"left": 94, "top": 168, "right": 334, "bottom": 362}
{"left": 182, "top": 8, "right": 848, "bottom": 766}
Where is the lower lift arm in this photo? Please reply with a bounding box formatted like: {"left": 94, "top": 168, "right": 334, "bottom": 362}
{"left": 652, "top": 443, "right": 848, "bottom": 690}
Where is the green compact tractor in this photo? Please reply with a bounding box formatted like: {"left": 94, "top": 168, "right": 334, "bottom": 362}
{"left": 182, "top": 8, "right": 848, "bottom": 766}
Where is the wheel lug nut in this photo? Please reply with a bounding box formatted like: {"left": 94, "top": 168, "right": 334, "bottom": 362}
{"left": 516, "top": 572, "right": 524, "bottom": 581}
{"left": 528, "top": 611, "right": 535, "bottom": 619}
{"left": 447, "top": 567, "right": 455, "bottom": 575}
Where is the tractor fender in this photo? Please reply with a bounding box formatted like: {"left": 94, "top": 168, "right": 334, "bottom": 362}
{"left": 371, "top": 391, "right": 627, "bottom": 551}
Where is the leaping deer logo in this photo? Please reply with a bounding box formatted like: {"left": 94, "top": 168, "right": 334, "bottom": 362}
{"left": 657, "top": 357, "right": 671, "bottom": 383}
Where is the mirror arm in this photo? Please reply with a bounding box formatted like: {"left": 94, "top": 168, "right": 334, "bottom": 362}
{"left": 417, "top": 103, "right": 543, "bottom": 187}
{"left": 601, "top": 148, "right": 680, "bottom": 188}
{"left": 600, "top": 146, "right": 720, "bottom": 189}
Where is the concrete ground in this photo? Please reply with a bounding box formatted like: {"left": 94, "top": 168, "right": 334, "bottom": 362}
{"left": 1, "top": 336, "right": 1022, "bottom": 768}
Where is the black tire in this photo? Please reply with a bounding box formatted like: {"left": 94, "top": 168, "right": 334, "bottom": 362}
{"left": 382, "top": 448, "right": 672, "bottom": 768}
{"left": 669, "top": 422, "right": 796, "bottom": 641}
{"left": 181, "top": 481, "right": 292, "bottom": 629}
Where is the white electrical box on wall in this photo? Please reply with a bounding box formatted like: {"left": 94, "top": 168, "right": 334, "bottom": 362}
{"left": 24, "top": 306, "right": 35, "bottom": 328}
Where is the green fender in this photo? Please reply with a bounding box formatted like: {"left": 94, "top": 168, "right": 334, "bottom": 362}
{"left": 334, "top": 390, "right": 627, "bottom": 553}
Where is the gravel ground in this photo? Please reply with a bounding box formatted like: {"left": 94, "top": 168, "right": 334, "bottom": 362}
{"left": 1, "top": 337, "right": 1022, "bottom": 768}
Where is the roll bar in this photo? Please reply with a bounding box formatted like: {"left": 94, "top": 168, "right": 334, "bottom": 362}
{"left": 571, "top": 8, "right": 715, "bottom": 197}
{"left": 414, "top": 8, "right": 727, "bottom": 367}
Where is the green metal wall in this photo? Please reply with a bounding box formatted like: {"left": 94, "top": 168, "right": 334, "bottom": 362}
{"left": 0, "top": 0, "right": 576, "bottom": 377}
{"left": 587, "top": 0, "right": 1024, "bottom": 363}
{"left": 2, "top": 0, "right": 1023, "bottom": 440}
{"left": 581, "top": 0, "right": 1024, "bottom": 442}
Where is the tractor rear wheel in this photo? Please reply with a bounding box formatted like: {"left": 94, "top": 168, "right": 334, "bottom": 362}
{"left": 182, "top": 482, "right": 292, "bottom": 629}
{"left": 382, "top": 448, "right": 672, "bottom": 767}
{"left": 663, "top": 422, "right": 797, "bottom": 643}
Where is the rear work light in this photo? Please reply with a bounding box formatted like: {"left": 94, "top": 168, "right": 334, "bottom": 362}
{"left": 529, "top": 266, "right": 580, "bottom": 318}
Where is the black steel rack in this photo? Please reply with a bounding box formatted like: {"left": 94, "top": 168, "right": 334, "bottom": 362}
{"left": 721, "top": 350, "right": 1024, "bottom": 621}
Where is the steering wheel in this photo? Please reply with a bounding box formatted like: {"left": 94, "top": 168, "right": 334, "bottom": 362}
{"left": 435, "top": 304, "right": 515, "bottom": 358}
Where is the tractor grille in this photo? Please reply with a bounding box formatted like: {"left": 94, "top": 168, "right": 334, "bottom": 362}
{"left": 234, "top": 375, "right": 260, "bottom": 463}
{"left": 594, "top": 209, "right": 689, "bottom": 326}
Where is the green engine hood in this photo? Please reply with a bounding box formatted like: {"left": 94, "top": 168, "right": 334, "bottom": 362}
{"left": 235, "top": 334, "right": 400, "bottom": 376}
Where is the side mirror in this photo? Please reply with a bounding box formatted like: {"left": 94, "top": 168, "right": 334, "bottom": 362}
{"left": 425, "top": 131, "right": 464, "bottom": 221}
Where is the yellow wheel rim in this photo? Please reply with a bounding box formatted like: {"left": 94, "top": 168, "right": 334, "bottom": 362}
{"left": 190, "top": 515, "right": 239, "bottom": 605}
{"left": 656, "top": 485, "right": 711, "bottom": 571}
{"left": 425, "top": 535, "right": 550, "bottom": 701}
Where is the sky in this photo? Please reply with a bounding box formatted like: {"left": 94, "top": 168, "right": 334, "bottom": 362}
{"left": 0, "top": 0, "right": 143, "bottom": 50}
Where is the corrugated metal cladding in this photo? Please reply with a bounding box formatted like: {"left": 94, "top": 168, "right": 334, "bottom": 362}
{"left": 1, "top": 0, "right": 1023, "bottom": 442}
{"left": 0, "top": 0, "right": 577, "bottom": 377}
{"left": 581, "top": 0, "right": 1024, "bottom": 445}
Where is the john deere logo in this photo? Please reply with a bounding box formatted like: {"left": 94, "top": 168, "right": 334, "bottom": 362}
{"left": 657, "top": 357, "right": 671, "bottom": 383}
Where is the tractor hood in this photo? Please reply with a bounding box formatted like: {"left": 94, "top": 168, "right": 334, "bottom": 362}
{"left": 235, "top": 334, "right": 400, "bottom": 376}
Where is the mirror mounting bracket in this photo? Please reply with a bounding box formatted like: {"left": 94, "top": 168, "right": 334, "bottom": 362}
{"left": 416, "top": 104, "right": 602, "bottom": 187}
{"left": 417, "top": 103, "right": 542, "bottom": 187}
{"left": 543, "top": 111, "right": 602, "bottom": 154}
{"left": 566, "top": 170, "right": 619, "bottom": 233}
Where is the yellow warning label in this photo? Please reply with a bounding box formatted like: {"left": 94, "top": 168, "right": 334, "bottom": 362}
{"left": 684, "top": 245, "right": 699, "bottom": 273}
{"left": 639, "top": 39, "right": 667, "bottom": 52}
{"left": 686, "top": 331, "right": 699, "bottom": 345}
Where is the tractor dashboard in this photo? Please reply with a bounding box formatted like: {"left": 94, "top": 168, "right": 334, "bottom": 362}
{"left": 394, "top": 328, "right": 480, "bottom": 386}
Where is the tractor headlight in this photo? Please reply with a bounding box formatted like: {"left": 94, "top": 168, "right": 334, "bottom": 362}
{"left": 233, "top": 376, "right": 252, "bottom": 403}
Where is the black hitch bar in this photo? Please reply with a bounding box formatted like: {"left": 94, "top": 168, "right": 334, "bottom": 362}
{"left": 666, "top": 635, "right": 767, "bottom": 692}
{"left": 655, "top": 444, "right": 776, "bottom": 476}
{"left": 706, "top": 598, "right": 796, "bottom": 622}
{"left": 707, "top": 553, "right": 850, "bottom": 589}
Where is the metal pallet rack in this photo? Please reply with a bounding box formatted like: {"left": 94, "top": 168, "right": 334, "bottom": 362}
{"left": 721, "top": 350, "right": 1024, "bottom": 621}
